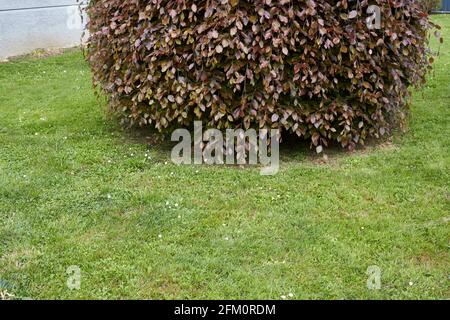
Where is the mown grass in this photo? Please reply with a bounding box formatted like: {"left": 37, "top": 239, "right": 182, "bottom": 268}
{"left": 0, "top": 16, "right": 448, "bottom": 300}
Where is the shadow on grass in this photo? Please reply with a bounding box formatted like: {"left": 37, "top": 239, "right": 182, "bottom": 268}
{"left": 112, "top": 122, "right": 397, "bottom": 169}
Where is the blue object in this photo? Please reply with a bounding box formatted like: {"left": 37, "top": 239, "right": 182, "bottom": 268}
{"left": 439, "top": 0, "right": 450, "bottom": 12}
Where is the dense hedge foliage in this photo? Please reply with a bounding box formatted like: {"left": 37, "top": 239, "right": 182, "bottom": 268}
{"left": 85, "top": 0, "right": 437, "bottom": 151}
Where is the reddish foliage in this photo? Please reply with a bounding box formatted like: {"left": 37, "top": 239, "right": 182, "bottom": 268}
{"left": 85, "top": 0, "right": 437, "bottom": 150}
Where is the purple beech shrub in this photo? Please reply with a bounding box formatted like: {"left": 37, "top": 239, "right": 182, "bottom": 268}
{"left": 85, "top": 0, "right": 437, "bottom": 151}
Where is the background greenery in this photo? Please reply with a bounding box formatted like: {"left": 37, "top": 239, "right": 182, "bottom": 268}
{"left": 0, "top": 16, "right": 448, "bottom": 299}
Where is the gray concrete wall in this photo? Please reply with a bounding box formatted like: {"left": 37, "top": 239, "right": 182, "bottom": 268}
{"left": 0, "top": 0, "right": 87, "bottom": 59}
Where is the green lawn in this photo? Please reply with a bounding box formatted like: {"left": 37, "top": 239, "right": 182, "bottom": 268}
{"left": 0, "top": 15, "right": 449, "bottom": 300}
